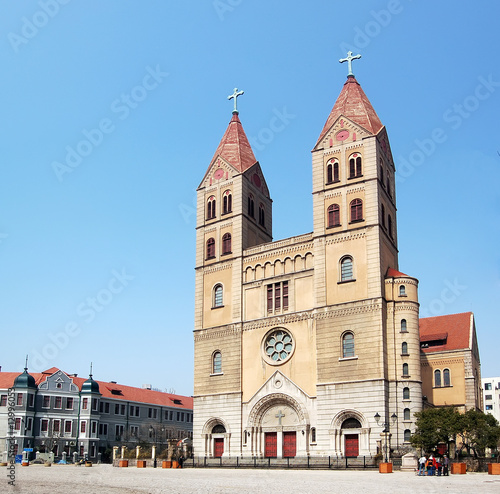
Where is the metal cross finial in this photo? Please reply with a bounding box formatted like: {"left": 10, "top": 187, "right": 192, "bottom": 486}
{"left": 25, "top": 354, "right": 29, "bottom": 371}
{"left": 228, "top": 88, "right": 244, "bottom": 114}
{"left": 89, "top": 362, "right": 93, "bottom": 379}
{"left": 339, "top": 51, "right": 362, "bottom": 77}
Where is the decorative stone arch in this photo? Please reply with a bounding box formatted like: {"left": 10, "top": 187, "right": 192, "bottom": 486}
{"left": 329, "top": 409, "right": 371, "bottom": 456}
{"left": 304, "top": 252, "right": 313, "bottom": 270}
{"left": 246, "top": 393, "right": 310, "bottom": 458}
{"left": 294, "top": 254, "right": 304, "bottom": 271}
{"left": 255, "top": 264, "right": 263, "bottom": 279}
{"left": 248, "top": 393, "right": 309, "bottom": 427}
{"left": 264, "top": 261, "right": 274, "bottom": 278}
{"left": 274, "top": 259, "right": 283, "bottom": 276}
{"left": 284, "top": 257, "right": 294, "bottom": 274}
{"left": 245, "top": 266, "right": 254, "bottom": 282}
{"left": 201, "top": 417, "right": 231, "bottom": 458}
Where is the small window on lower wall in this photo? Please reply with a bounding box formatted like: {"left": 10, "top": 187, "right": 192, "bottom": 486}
{"left": 402, "top": 363, "right": 409, "bottom": 377}
{"left": 310, "top": 427, "right": 316, "bottom": 443}
{"left": 403, "top": 387, "right": 410, "bottom": 400}
{"left": 212, "top": 351, "right": 222, "bottom": 374}
{"left": 404, "top": 429, "right": 411, "bottom": 442}
{"left": 342, "top": 332, "right": 355, "bottom": 358}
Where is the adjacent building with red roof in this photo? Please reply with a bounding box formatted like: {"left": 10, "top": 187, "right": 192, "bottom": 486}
{"left": 419, "top": 312, "right": 482, "bottom": 412}
{"left": 0, "top": 367, "right": 192, "bottom": 462}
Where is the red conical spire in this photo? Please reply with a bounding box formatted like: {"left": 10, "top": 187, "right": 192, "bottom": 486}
{"left": 209, "top": 113, "right": 257, "bottom": 173}
{"left": 316, "top": 76, "right": 383, "bottom": 146}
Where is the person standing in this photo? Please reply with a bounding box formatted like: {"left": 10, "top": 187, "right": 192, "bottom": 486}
{"left": 418, "top": 454, "right": 427, "bottom": 476}
{"left": 443, "top": 455, "right": 449, "bottom": 476}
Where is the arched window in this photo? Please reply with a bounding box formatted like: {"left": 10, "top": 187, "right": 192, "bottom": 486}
{"left": 443, "top": 368, "right": 451, "bottom": 387}
{"left": 327, "top": 204, "right": 340, "bottom": 228}
{"left": 258, "top": 204, "right": 265, "bottom": 227}
{"left": 212, "top": 423, "right": 225, "bottom": 433}
{"left": 350, "top": 199, "right": 363, "bottom": 222}
{"left": 223, "top": 190, "right": 232, "bottom": 214}
{"left": 404, "top": 408, "right": 411, "bottom": 421}
{"left": 310, "top": 427, "right": 316, "bottom": 443}
{"left": 434, "top": 369, "right": 441, "bottom": 387}
{"left": 326, "top": 159, "right": 339, "bottom": 184}
{"left": 342, "top": 332, "right": 355, "bottom": 358}
{"left": 380, "top": 163, "right": 384, "bottom": 184}
{"left": 388, "top": 215, "right": 393, "bottom": 238}
{"left": 403, "top": 387, "right": 410, "bottom": 400}
{"left": 222, "top": 233, "right": 231, "bottom": 255}
{"left": 402, "top": 363, "right": 409, "bottom": 377}
{"left": 399, "top": 285, "right": 406, "bottom": 296}
{"left": 213, "top": 284, "right": 223, "bottom": 308}
{"left": 402, "top": 342, "right": 408, "bottom": 355}
{"left": 381, "top": 204, "right": 386, "bottom": 228}
{"left": 401, "top": 319, "right": 407, "bottom": 332}
{"left": 248, "top": 194, "right": 255, "bottom": 218}
{"left": 386, "top": 177, "right": 392, "bottom": 198}
{"left": 207, "top": 196, "right": 216, "bottom": 220}
{"left": 206, "top": 238, "right": 215, "bottom": 259}
{"left": 212, "top": 351, "right": 222, "bottom": 374}
{"left": 349, "top": 154, "right": 362, "bottom": 178}
{"left": 404, "top": 429, "right": 411, "bottom": 442}
{"left": 340, "top": 256, "right": 354, "bottom": 281}
{"left": 342, "top": 418, "right": 361, "bottom": 429}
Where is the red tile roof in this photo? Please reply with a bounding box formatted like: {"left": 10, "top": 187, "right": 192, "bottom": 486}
{"left": 316, "top": 76, "right": 384, "bottom": 146}
{"left": 0, "top": 369, "right": 192, "bottom": 410}
{"left": 419, "top": 312, "right": 473, "bottom": 353}
{"left": 209, "top": 113, "right": 257, "bottom": 173}
{"left": 386, "top": 267, "right": 411, "bottom": 278}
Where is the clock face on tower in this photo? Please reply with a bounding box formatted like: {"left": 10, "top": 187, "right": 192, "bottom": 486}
{"left": 336, "top": 130, "right": 349, "bottom": 141}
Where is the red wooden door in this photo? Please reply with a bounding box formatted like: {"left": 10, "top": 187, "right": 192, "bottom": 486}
{"left": 283, "top": 431, "right": 296, "bottom": 458}
{"left": 214, "top": 438, "right": 224, "bottom": 458}
{"left": 345, "top": 434, "right": 359, "bottom": 457}
{"left": 265, "top": 432, "right": 277, "bottom": 457}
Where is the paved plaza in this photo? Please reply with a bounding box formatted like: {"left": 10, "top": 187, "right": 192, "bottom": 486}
{"left": 6, "top": 464, "right": 500, "bottom": 493}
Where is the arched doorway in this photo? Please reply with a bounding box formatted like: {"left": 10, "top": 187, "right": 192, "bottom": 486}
{"left": 330, "top": 410, "right": 371, "bottom": 456}
{"left": 342, "top": 418, "right": 361, "bottom": 457}
{"left": 201, "top": 419, "right": 230, "bottom": 458}
{"left": 247, "top": 393, "right": 309, "bottom": 458}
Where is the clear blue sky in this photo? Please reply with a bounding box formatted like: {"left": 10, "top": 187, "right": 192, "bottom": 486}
{"left": 1, "top": 1, "right": 499, "bottom": 395}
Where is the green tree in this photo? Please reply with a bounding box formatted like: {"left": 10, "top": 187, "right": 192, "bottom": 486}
{"left": 457, "top": 409, "right": 500, "bottom": 457}
{"left": 410, "top": 407, "right": 460, "bottom": 453}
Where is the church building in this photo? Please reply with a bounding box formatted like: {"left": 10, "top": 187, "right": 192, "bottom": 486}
{"left": 193, "top": 55, "right": 422, "bottom": 459}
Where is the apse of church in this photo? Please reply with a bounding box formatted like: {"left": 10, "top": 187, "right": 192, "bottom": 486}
{"left": 193, "top": 56, "right": 422, "bottom": 459}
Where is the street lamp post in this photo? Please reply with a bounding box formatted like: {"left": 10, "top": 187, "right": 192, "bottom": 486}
{"left": 374, "top": 413, "right": 398, "bottom": 463}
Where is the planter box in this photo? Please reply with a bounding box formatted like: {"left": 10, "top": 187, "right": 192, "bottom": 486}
{"left": 451, "top": 462, "right": 466, "bottom": 474}
{"left": 137, "top": 460, "right": 147, "bottom": 468}
{"left": 379, "top": 462, "right": 392, "bottom": 473}
{"left": 488, "top": 463, "right": 500, "bottom": 475}
{"left": 119, "top": 460, "right": 129, "bottom": 468}
{"left": 162, "top": 461, "right": 171, "bottom": 469}
{"left": 172, "top": 461, "right": 179, "bottom": 469}
{"left": 21, "top": 462, "right": 29, "bottom": 467}
{"left": 85, "top": 461, "right": 92, "bottom": 467}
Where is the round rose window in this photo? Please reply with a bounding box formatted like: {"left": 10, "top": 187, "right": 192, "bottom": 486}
{"left": 263, "top": 328, "right": 294, "bottom": 364}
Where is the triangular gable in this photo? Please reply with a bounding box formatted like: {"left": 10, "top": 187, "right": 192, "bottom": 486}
{"left": 243, "top": 162, "right": 270, "bottom": 198}
{"left": 313, "top": 115, "right": 373, "bottom": 151}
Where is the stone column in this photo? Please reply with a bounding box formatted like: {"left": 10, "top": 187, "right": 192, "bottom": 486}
{"left": 135, "top": 446, "right": 140, "bottom": 459}
{"left": 112, "top": 446, "right": 118, "bottom": 461}
{"left": 120, "top": 446, "right": 125, "bottom": 459}
{"left": 152, "top": 445, "right": 156, "bottom": 460}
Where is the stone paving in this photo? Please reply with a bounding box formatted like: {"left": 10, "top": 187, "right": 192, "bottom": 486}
{"left": 8, "top": 463, "right": 500, "bottom": 493}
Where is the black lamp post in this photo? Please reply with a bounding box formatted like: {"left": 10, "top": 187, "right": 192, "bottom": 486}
{"left": 374, "top": 413, "right": 398, "bottom": 462}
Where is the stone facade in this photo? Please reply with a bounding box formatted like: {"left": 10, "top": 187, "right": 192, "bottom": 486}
{"left": 193, "top": 74, "right": 422, "bottom": 459}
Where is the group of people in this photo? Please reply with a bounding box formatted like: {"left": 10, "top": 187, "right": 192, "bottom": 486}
{"left": 418, "top": 454, "right": 449, "bottom": 476}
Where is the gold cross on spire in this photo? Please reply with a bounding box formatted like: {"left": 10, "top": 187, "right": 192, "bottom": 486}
{"left": 339, "top": 51, "right": 362, "bottom": 77}
{"left": 228, "top": 88, "right": 244, "bottom": 114}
